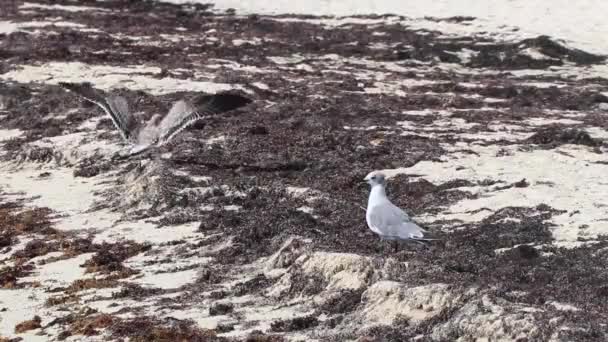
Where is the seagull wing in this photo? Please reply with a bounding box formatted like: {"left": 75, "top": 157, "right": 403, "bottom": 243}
{"left": 156, "top": 93, "right": 252, "bottom": 146}
{"left": 156, "top": 100, "right": 197, "bottom": 146}
{"left": 59, "top": 82, "right": 135, "bottom": 141}
{"left": 367, "top": 202, "right": 426, "bottom": 240}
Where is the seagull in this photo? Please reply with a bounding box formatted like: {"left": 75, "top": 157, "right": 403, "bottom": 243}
{"left": 59, "top": 82, "right": 252, "bottom": 157}
{"left": 364, "top": 171, "right": 435, "bottom": 247}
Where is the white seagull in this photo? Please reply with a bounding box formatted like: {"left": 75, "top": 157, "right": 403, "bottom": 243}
{"left": 364, "top": 171, "right": 434, "bottom": 245}
{"left": 60, "top": 82, "right": 252, "bottom": 156}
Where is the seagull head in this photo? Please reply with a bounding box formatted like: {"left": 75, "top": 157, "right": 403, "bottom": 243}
{"left": 363, "top": 171, "right": 386, "bottom": 187}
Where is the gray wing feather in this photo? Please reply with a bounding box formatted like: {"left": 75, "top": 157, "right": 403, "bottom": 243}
{"left": 59, "top": 82, "right": 135, "bottom": 141}
{"left": 157, "top": 100, "right": 200, "bottom": 145}
{"left": 157, "top": 93, "right": 252, "bottom": 145}
{"left": 106, "top": 96, "right": 129, "bottom": 124}
{"left": 106, "top": 95, "right": 136, "bottom": 139}
{"left": 368, "top": 203, "right": 426, "bottom": 240}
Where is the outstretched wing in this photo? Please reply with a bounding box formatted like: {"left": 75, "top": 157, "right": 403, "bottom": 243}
{"left": 59, "top": 82, "right": 135, "bottom": 141}
{"left": 156, "top": 93, "right": 252, "bottom": 145}
{"left": 367, "top": 202, "right": 426, "bottom": 240}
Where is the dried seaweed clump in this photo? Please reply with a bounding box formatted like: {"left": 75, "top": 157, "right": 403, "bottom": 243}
{"left": 270, "top": 315, "right": 319, "bottom": 332}
{"left": 110, "top": 317, "right": 227, "bottom": 342}
{"left": 0, "top": 207, "right": 55, "bottom": 236}
{"left": 526, "top": 126, "right": 598, "bottom": 147}
{"left": 0, "top": 264, "right": 34, "bottom": 288}
{"left": 14, "top": 315, "right": 41, "bottom": 333}
{"left": 83, "top": 240, "right": 150, "bottom": 275}
{"left": 63, "top": 313, "right": 116, "bottom": 338}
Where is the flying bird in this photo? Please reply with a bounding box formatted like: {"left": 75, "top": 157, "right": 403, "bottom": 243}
{"left": 59, "top": 82, "right": 252, "bottom": 156}
{"left": 364, "top": 171, "right": 435, "bottom": 247}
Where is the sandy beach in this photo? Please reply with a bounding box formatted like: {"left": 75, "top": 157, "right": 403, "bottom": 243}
{"left": 171, "top": 0, "right": 608, "bottom": 54}
{"left": 1, "top": 0, "right": 607, "bottom": 341}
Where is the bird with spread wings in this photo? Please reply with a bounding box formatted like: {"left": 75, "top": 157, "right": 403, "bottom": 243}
{"left": 60, "top": 82, "right": 252, "bottom": 157}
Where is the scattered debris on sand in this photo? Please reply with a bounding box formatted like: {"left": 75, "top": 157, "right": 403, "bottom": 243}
{"left": 1, "top": 0, "right": 608, "bottom": 341}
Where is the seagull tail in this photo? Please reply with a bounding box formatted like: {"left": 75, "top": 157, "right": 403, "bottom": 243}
{"left": 407, "top": 234, "right": 438, "bottom": 249}
{"left": 410, "top": 236, "right": 439, "bottom": 249}
{"left": 194, "top": 92, "right": 252, "bottom": 115}
{"left": 410, "top": 226, "right": 439, "bottom": 243}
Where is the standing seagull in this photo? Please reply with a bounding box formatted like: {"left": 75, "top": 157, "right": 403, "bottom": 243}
{"left": 364, "top": 171, "right": 434, "bottom": 247}
{"left": 59, "top": 82, "right": 252, "bottom": 156}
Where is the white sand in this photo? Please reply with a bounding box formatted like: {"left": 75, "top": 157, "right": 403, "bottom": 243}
{"left": 0, "top": 129, "right": 23, "bottom": 142}
{"left": 19, "top": 2, "right": 110, "bottom": 12}
{"left": 93, "top": 220, "right": 203, "bottom": 244}
{"left": 0, "top": 62, "right": 242, "bottom": 96}
{"left": 130, "top": 268, "right": 200, "bottom": 289}
{"left": 20, "top": 253, "right": 95, "bottom": 287}
{"left": 166, "top": 0, "right": 608, "bottom": 54}
{"left": 1, "top": 165, "right": 100, "bottom": 214}
{"left": 0, "top": 288, "right": 53, "bottom": 340}
{"left": 0, "top": 20, "right": 91, "bottom": 34}
{"left": 382, "top": 144, "right": 608, "bottom": 244}
{"left": 359, "top": 281, "right": 454, "bottom": 325}
{"left": 1, "top": 1, "right": 607, "bottom": 339}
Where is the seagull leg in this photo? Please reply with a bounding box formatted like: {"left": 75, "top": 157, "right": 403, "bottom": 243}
{"left": 384, "top": 242, "right": 392, "bottom": 256}
{"left": 378, "top": 236, "right": 390, "bottom": 256}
